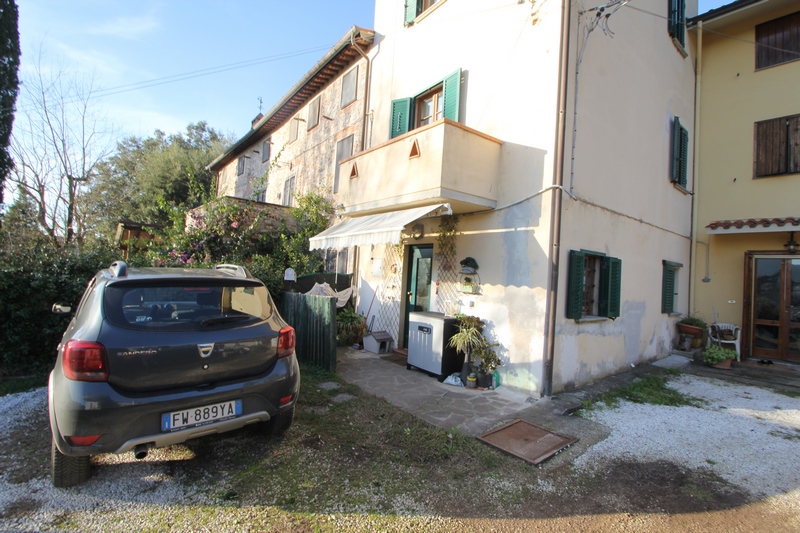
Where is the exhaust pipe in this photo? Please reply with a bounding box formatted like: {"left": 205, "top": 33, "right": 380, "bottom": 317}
{"left": 133, "top": 444, "right": 149, "bottom": 460}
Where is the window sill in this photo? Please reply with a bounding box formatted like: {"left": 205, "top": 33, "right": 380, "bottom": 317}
{"left": 411, "top": 0, "right": 448, "bottom": 25}
{"left": 672, "top": 182, "right": 691, "bottom": 195}
{"left": 671, "top": 36, "right": 688, "bottom": 59}
{"left": 575, "top": 316, "right": 609, "bottom": 324}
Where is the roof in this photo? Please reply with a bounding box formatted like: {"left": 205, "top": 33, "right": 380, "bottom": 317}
{"left": 705, "top": 217, "right": 800, "bottom": 234}
{"left": 689, "top": 0, "right": 797, "bottom": 27}
{"left": 208, "top": 26, "right": 374, "bottom": 171}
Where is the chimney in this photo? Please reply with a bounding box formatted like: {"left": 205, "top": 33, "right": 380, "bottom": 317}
{"left": 251, "top": 113, "right": 264, "bottom": 129}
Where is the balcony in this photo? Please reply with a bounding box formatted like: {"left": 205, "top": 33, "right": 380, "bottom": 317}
{"left": 337, "top": 119, "right": 500, "bottom": 216}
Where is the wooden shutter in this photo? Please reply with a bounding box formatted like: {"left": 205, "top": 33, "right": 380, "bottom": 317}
{"left": 405, "top": 0, "right": 419, "bottom": 26}
{"left": 390, "top": 98, "right": 412, "bottom": 139}
{"left": 599, "top": 257, "right": 622, "bottom": 319}
{"left": 672, "top": 117, "right": 689, "bottom": 186}
{"left": 566, "top": 251, "right": 585, "bottom": 319}
{"left": 442, "top": 69, "right": 461, "bottom": 122}
{"left": 755, "top": 117, "right": 787, "bottom": 177}
{"left": 788, "top": 115, "right": 800, "bottom": 174}
{"left": 668, "top": 0, "right": 685, "bottom": 46}
{"left": 661, "top": 261, "right": 679, "bottom": 314}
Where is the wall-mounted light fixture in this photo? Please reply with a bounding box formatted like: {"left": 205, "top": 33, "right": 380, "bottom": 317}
{"left": 785, "top": 231, "right": 798, "bottom": 253}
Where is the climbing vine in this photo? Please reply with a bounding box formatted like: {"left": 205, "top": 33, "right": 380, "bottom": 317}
{"left": 437, "top": 215, "right": 459, "bottom": 259}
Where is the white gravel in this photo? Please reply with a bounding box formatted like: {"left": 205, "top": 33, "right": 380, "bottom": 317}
{"left": 2, "top": 374, "right": 800, "bottom": 531}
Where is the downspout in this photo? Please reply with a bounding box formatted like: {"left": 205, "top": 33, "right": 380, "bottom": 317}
{"left": 689, "top": 21, "right": 703, "bottom": 314}
{"left": 543, "top": 0, "right": 572, "bottom": 397}
{"left": 351, "top": 30, "right": 372, "bottom": 151}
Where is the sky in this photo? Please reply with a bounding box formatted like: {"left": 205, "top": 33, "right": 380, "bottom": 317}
{"left": 17, "top": 0, "right": 732, "bottom": 144}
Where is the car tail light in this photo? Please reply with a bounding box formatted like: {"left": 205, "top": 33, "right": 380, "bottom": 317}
{"left": 279, "top": 394, "right": 295, "bottom": 406}
{"left": 277, "top": 326, "right": 295, "bottom": 359}
{"left": 66, "top": 435, "right": 100, "bottom": 446}
{"left": 63, "top": 340, "right": 109, "bottom": 382}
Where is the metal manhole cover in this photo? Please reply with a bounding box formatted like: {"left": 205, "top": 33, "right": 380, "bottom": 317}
{"left": 477, "top": 419, "right": 577, "bottom": 465}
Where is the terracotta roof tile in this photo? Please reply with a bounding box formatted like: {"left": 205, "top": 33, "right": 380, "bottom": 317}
{"left": 706, "top": 217, "right": 800, "bottom": 231}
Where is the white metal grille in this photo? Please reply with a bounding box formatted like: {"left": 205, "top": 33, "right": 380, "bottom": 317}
{"left": 372, "top": 244, "right": 402, "bottom": 345}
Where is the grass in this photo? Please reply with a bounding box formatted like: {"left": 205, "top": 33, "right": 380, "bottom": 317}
{"left": 0, "top": 374, "right": 48, "bottom": 397}
{"left": 581, "top": 374, "right": 704, "bottom": 411}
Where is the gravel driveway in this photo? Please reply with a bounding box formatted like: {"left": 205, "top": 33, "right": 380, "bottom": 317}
{"left": 1, "top": 373, "right": 799, "bottom": 532}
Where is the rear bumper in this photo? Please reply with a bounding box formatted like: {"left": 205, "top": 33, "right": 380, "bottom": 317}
{"left": 49, "top": 355, "right": 299, "bottom": 456}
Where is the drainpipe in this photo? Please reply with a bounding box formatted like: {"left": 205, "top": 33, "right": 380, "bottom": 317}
{"left": 351, "top": 29, "right": 372, "bottom": 151}
{"left": 543, "top": 0, "right": 572, "bottom": 397}
{"left": 689, "top": 21, "right": 703, "bottom": 314}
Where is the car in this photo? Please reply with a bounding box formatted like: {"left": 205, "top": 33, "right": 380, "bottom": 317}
{"left": 48, "top": 261, "right": 300, "bottom": 488}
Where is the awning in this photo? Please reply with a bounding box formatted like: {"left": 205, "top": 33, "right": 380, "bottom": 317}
{"left": 706, "top": 217, "right": 800, "bottom": 235}
{"left": 309, "top": 204, "right": 452, "bottom": 250}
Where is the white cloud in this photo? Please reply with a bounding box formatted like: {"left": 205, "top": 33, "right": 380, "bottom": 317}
{"left": 88, "top": 14, "right": 160, "bottom": 40}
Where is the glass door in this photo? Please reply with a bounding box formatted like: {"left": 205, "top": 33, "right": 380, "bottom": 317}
{"left": 403, "top": 245, "right": 433, "bottom": 348}
{"left": 751, "top": 257, "right": 800, "bottom": 362}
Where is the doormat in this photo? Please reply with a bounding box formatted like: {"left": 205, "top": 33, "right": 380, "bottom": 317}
{"left": 477, "top": 419, "right": 577, "bottom": 465}
{"left": 380, "top": 353, "right": 407, "bottom": 367}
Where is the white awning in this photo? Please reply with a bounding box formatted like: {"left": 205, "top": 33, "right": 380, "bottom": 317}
{"left": 309, "top": 204, "right": 452, "bottom": 250}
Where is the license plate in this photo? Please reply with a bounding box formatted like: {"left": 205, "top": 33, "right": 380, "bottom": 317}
{"left": 161, "top": 399, "right": 242, "bottom": 432}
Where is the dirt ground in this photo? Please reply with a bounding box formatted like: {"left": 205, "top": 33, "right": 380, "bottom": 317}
{"left": 1, "top": 383, "right": 797, "bottom": 533}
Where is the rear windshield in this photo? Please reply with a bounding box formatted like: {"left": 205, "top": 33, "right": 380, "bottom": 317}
{"left": 103, "top": 281, "right": 273, "bottom": 331}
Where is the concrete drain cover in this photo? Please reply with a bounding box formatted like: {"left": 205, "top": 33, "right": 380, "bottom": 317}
{"left": 477, "top": 419, "right": 577, "bottom": 465}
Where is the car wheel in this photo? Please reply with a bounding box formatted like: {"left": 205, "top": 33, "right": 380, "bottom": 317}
{"left": 267, "top": 405, "right": 295, "bottom": 436}
{"left": 51, "top": 437, "right": 91, "bottom": 488}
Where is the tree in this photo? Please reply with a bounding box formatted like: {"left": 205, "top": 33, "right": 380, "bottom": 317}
{"left": 9, "top": 50, "right": 114, "bottom": 248}
{"left": 0, "top": 0, "right": 20, "bottom": 209}
{"left": 83, "top": 122, "right": 232, "bottom": 243}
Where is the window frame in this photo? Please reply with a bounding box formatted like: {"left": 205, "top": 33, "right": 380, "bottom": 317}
{"left": 672, "top": 116, "right": 689, "bottom": 188}
{"left": 341, "top": 66, "right": 358, "bottom": 108}
{"left": 307, "top": 96, "right": 320, "bottom": 131}
{"left": 754, "top": 113, "right": 800, "bottom": 178}
{"left": 282, "top": 175, "right": 295, "bottom": 207}
{"left": 755, "top": 10, "right": 800, "bottom": 70}
{"left": 289, "top": 117, "right": 299, "bottom": 143}
{"left": 261, "top": 139, "right": 271, "bottom": 163}
{"left": 237, "top": 156, "right": 245, "bottom": 176}
{"left": 390, "top": 69, "right": 461, "bottom": 139}
{"left": 405, "top": 0, "right": 443, "bottom": 25}
{"left": 661, "top": 260, "right": 682, "bottom": 315}
{"left": 334, "top": 134, "right": 354, "bottom": 194}
{"left": 566, "top": 250, "right": 622, "bottom": 320}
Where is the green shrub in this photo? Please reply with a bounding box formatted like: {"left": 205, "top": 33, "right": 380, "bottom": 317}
{"left": 702, "top": 345, "right": 737, "bottom": 365}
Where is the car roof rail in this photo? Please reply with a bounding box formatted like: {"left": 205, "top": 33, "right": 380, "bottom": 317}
{"left": 214, "top": 264, "right": 251, "bottom": 278}
{"left": 109, "top": 261, "right": 128, "bottom": 278}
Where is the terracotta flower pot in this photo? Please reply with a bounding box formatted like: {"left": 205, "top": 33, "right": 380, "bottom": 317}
{"left": 711, "top": 358, "right": 733, "bottom": 369}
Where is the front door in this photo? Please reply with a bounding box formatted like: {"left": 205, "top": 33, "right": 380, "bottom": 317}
{"left": 403, "top": 245, "right": 433, "bottom": 348}
{"left": 749, "top": 256, "right": 800, "bottom": 362}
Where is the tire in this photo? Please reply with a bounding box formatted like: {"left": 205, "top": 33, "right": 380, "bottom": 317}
{"left": 267, "top": 405, "right": 295, "bottom": 436}
{"left": 51, "top": 437, "right": 91, "bottom": 488}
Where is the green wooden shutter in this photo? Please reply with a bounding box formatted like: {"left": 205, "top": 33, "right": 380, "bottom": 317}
{"left": 668, "top": 0, "right": 685, "bottom": 46}
{"left": 566, "top": 250, "right": 585, "bottom": 319}
{"left": 599, "top": 256, "right": 622, "bottom": 319}
{"left": 390, "top": 98, "right": 412, "bottom": 139}
{"left": 672, "top": 117, "right": 689, "bottom": 187}
{"left": 442, "top": 69, "right": 462, "bottom": 122}
{"left": 661, "top": 261, "right": 680, "bottom": 314}
{"left": 405, "top": 0, "right": 419, "bottom": 25}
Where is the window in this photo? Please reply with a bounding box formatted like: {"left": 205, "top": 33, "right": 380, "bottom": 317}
{"left": 283, "top": 176, "right": 295, "bottom": 207}
{"left": 668, "top": 0, "right": 686, "bottom": 47}
{"left": 341, "top": 66, "right": 358, "bottom": 108}
{"left": 390, "top": 69, "right": 461, "bottom": 139}
{"left": 254, "top": 188, "right": 266, "bottom": 203}
{"left": 261, "top": 139, "right": 271, "bottom": 163}
{"left": 755, "top": 114, "right": 800, "bottom": 178}
{"left": 289, "top": 117, "right": 299, "bottom": 142}
{"left": 661, "top": 261, "right": 682, "bottom": 314}
{"left": 672, "top": 116, "right": 689, "bottom": 187}
{"left": 334, "top": 134, "right": 354, "bottom": 193}
{"left": 405, "top": 0, "right": 442, "bottom": 25}
{"left": 756, "top": 11, "right": 800, "bottom": 70}
{"left": 566, "top": 250, "right": 622, "bottom": 320}
{"left": 237, "top": 156, "right": 245, "bottom": 175}
{"left": 307, "top": 97, "right": 320, "bottom": 131}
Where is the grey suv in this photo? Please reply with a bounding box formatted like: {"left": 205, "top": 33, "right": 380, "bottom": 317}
{"left": 49, "top": 261, "right": 300, "bottom": 487}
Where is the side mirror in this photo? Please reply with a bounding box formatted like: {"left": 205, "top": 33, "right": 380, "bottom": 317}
{"left": 52, "top": 302, "right": 72, "bottom": 315}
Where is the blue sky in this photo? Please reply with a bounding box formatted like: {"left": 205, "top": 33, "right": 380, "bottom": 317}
{"left": 17, "top": 0, "right": 731, "bottom": 142}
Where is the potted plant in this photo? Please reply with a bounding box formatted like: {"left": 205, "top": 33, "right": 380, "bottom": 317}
{"left": 336, "top": 307, "right": 365, "bottom": 347}
{"left": 460, "top": 276, "right": 476, "bottom": 293}
{"left": 702, "top": 344, "right": 737, "bottom": 369}
{"left": 473, "top": 338, "right": 502, "bottom": 388}
{"left": 677, "top": 315, "right": 708, "bottom": 348}
{"left": 448, "top": 314, "right": 486, "bottom": 385}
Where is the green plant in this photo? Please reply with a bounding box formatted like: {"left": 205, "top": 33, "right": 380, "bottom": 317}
{"left": 437, "top": 215, "right": 459, "bottom": 259}
{"left": 702, "top": 345, "right": 737, "bottom": 365}
{"left": 448, "top": 315, "right": 501, "bottom": 374}
{"left": 474, "top": 339, "right": 502, "bottom": 375}
{"left": 336, "top": 307, "right": 365, "bottom": 346}
{"left": 679, "top": 315, "right": 708, "bottom": 330}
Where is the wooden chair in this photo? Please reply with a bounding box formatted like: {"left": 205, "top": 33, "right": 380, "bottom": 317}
{"left": 708, "top": 323, "right": 741, "bottom": 362}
